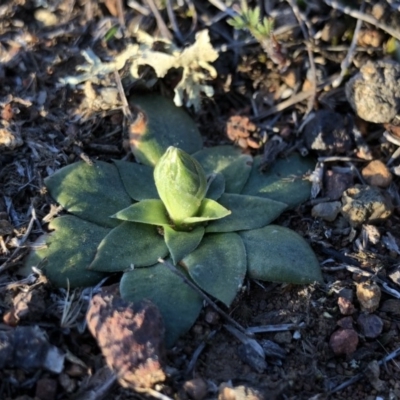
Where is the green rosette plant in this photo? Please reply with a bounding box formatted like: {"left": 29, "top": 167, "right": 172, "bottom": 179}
{"left": 24, "top": 94, "right": 323, "bottom": 345}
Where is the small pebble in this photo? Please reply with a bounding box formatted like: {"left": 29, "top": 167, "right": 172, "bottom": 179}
{"left": 341, "top": 184, "right": 393, "bottom": 226}
{"left": 361, "top": 160, "right": 392, "bottom": 188}
{"left": 357, "top": 313, "right": 383, "bottom": 339}
{"left": 0, "top": 127, "right": 23, "bottom": 150}
{"left": 183, "top": 378, "right": 208, "bottom": 400}
{"left": 346, "top": 60, "right": 400, "bottom": 123}
{"left": 273, "top": 331, "right": 292, "bottom": 345}
{"left": 35, "top": 378, "right": 57, "bottom": 400}
{"left": 204, "top": 310, "right": 220, "bottom": 325}
{"left": 324, "top": 170, "right": 353, "bottom": 200}
{"left": 337, "top": 316, "right": 354, "bottom": 329}
{"left": 338, "top": 297, "right": 356, "bottom": 315}
{"left": 218, "top": 383, "right": 265, "bottom": 400}
{"left": 365, "top": 360, "right": 386, "bottom": 391}
{"left": 312, "top": 201, "right": 341, "bottom": 222}
{"left": 356, "top": 281, "right": 381, "bottom": 312}
{"left": 329, "top": 328, "right": 359, "bottom": 355}
{"left": 58, "top": 373, "right": 76, "bottom": 393}
{"left": 303, "top": 110, "right": 352, "bottom": 155}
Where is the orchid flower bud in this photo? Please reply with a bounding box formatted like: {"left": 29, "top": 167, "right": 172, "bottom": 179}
{"left": 154, "top": 147, "right": 207, "bottom": 226}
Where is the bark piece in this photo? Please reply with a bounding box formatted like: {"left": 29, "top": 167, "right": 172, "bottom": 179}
{"left": 86, "top": 291, "right": 166, "bottom": 389}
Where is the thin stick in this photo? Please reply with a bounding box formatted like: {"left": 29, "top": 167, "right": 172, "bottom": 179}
{"left": 322, "top": 0, "right": 400, "bottom": 41}
{"left": 251, "top": 90, "right": 315, "bottom": 121}
{"left": 144, "top": 0, "right": 173, "bottom": 40}
{"left": 116, "top": 0, "right": 126, "bottom": 29}
{"left": 332, "top": 1, "right": 365, "bottom": 88}
{"left": 329, "top": 346, "right": 400, "bottom": 394}
{"left": 166, "top": 0, "right": 184, "bottom": 43}
{"left": 158, "top": 258, "right": 247, "bottom": 334}
{"left": 113, "top": 70, "right": 133, "bottom": 123}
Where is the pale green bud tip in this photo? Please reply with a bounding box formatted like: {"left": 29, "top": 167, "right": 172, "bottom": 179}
{"left": 154, "top": 147, "right": 207, "bottom": 225}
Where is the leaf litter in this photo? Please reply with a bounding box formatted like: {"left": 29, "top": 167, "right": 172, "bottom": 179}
{"left": 2, "top": 0, "right": 400, "bottom": 399}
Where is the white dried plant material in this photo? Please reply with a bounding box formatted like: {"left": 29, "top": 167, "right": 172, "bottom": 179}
{"left": 60, "top": 30, "right": 218, "bottom": 111}
{"left": 130, "top": 30, "right": 218, "bottom": 110}
{"left": 60, "top": 45, "right": 140, "bottom": 86}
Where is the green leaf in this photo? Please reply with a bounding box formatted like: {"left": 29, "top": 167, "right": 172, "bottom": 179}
{"left": 129, "top": 95, "right": 203, "bottom": 166}
{"left": 164, "top": 225, "right": 204, "bottom": 264}
{"left": 89, "top": 221, "right": 168, "bottom": 271}
{"left": 206, "top": 173, "right": 225, "bottom": 200}
{"left": 206, "top": 193, "right": 287, "bottom": 233}
{"left": 241, "top": 153, "right": 314, "bottom": 209}
{"left": 113, "top": 199, "right": 170, "bottom": 226}
{"left": 192, "top": 146, "right": 252, "bottom": 194}
{"left": 240, "top": 225, "right": 323, "bottom": 284}
{"left": 23, "top": 216, "right": 108, "bottom": 288}
{"left": 182, "top": 198, "right": 231, "bottom": 224}
{"left": 181, "top": 233, "right": 247, "bottom": 306}
{"left": 120, "top": 263, "right": 203, "bottom": 347}
{"left": 45, "top": 161, "right": 132, "bottom": 228}
{"left": 113, "top": 160, "right": 158, "bottom": 201}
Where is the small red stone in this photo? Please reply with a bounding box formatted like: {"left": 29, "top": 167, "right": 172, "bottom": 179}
{"left": 329, "top": 328, "right": 359, "bottom": 355}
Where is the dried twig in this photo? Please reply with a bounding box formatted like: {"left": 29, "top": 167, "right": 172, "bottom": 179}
{"left": 166, "top": 0, "right": 184, "bottom": 43}
{"left": 252, "top": 90, "right": 315, "bottom": 121}
{"left": 332, "top": 1, "right": 365, "bottom": 88}
{"left": 286, "top": 0, "right": 316, "bottom": 115}
{"left": 143, "top": 0, "right": 173, "bottom": 40}
{"left": 329, "top": 345, "right": 400, "bottom": 394}
{"left": 322, "top": 0, "right": 400, "bottom": 41}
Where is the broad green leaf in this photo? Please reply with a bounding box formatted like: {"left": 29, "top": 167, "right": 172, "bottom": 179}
{"left": 164, "top": 225, "right": 204, "bottom": 265}
{"left": 240, "top": 225, "right": 323, "bottom": 284}
{"left": 241, "top": 153, "right": 314, "bottom": 209}
{"left": 45, "top": 161, "right": 132, "bottom": 228}
{"left": 23, "top": 216, "right": 108, "bottom": 288}
{"left": 120, "top": 263, "right": 203, "bottom": 346}
{"left": 129, "top": 95, "right": 203, "bottom": 166}
{"left": 206, "top": 173, "right": 225, "bottom": 200}
{"left": 182, "top": 198, "right": 231, "bottom": 224}
{"left": 113, "top": 160, "right": 158, "bottom": 201}
{"left": 113, "top": 199, "right": 170, "bottom": 226}
{"left": 181, "top": 233, "right": 246, "bottom": 306}
{"left": 206, "top": 193, "right": 288, "bottom": 233}
{"left": 89, "top": 221, "right": 168, "bottom": 271}
{"left": 192, "top": 146, "right": 252, "bottom": 193}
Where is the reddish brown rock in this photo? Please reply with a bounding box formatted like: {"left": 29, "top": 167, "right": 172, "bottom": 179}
{"left": 361, "top": 160, "right": 392, "bottom": 188}
{"left": 329, "top": 328, "right": 359, "bottom": 355}
{"left": 86, "top": 291, "right": 166, "bottom": 389}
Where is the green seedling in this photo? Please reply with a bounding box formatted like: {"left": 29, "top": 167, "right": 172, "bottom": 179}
{"left": 25, "top": 94, "right": 322, "bottom": 345}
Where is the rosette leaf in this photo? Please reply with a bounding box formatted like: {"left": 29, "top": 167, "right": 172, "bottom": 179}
{"left": 240, "top": 225, "right": 323, "bottom": 284}
{"left": 241, "top": 153, "right": 314, "bottom": 208}
{"left": 23, "top": 215, "right": 109, "bottom": 288}
{"left": 120, "top": 262, "right": 203, "bottom": 347}
{"left": 45, "top": 161, "right": 132, "bottom": 228}
{"left": 89, "top": 222, "right": 169, "bottom": 272}
{"left": 181, "top": 233, "right": 247, "bottom": 306}
{"left": 129, "top": 94, "right": 203, "bottom": 166}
